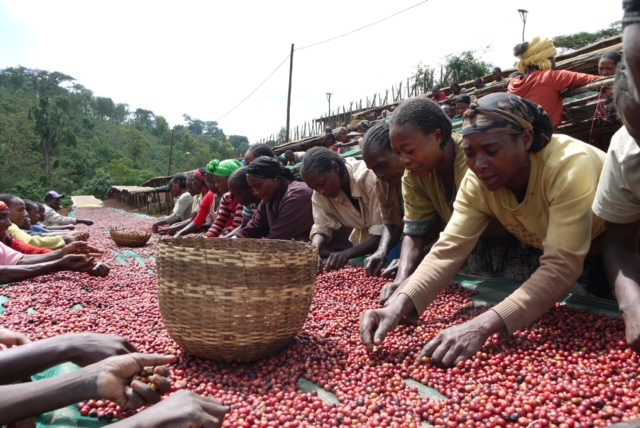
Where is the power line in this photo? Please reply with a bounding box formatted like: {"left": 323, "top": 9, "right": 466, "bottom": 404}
{"left": 215, "top": 53, "right": 291, "bottom": 121}
{"left": 215, "top": 0, "right": 429, "bottom": 122}
{"left": 296, "top": 0, "right": 428, "bottom": 51}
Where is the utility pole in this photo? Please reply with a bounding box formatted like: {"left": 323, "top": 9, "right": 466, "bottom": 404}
{"left": 285, "top": 43, "right": 294, "bottom": 143}
{"left": 518, "top": 9, "right": 528, "bottom": 42}
{"left": 326, "top": 92, "right": 332, "bottom": 123}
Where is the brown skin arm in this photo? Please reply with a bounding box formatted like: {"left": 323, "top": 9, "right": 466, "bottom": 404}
{"left": 0, "top": 333, "right": 136, "bottom": 385}
{"left": 0, "top": 353, "right": 173, "bottom": 425}
{"left": 379, "top": 234, "right": 425, "bottom": 305}
{"left": 364, "top": 225, "right": 402, "bottom": 276}
{"left": 0, "top": 260, "right": 63, "bottom": 282}
{"left": 603, "top": 220, "right": 640, "bottom": 354}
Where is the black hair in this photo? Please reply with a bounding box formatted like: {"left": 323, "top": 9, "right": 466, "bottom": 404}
{"left": 300, "top": 147, "right": 347, "bottom": 180}
{"left": 0, "top": 194, "right": 18, "bottom": 206}
{"left": 324, "top": 133, "right": 337, "bottom": 143}
{"left": 513, "top": 42, "right": 529, "bottom": 57}
{"left": 457, "top": 95, "right": 471, "bottom": 105}
{"left": 362, "top": 122, "right": 392, "bottom": 154}
{"left": 23, "top": 199, "right": 38, "bottom": 212}
{"left": 229, "top": 166, "right": 251, "bottom": 189}
{"left": 170, "top": 173, "right": 188, "bottom": 189}
{"left": 450, "top": 82, "right": 460, "bottom": 88}
{"left": 492, "top": 67, "right": 502, "bottom": 73}
{"left": 247, "top": 143, "right": 276, "bottom": 158}
{"left": 474, "top": 77, "right": 484, "bottom": 85}
{"left": 432, "top": 84, "right": 441, "bottom": 91}
{"left": 284, "top": 150, "right": 294, "bottom": 157}
{"left": 247, "top": 156, "right": 296, "bottom": 180}
{"left": 391, "top": 97, "right": 453, "bottom": 148}
{"left": 601, "top": 50, "right": 622, "bottom": 65}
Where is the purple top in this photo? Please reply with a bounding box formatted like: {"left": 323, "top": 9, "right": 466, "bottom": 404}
{"left": 236, "top": 179, "right": 314, "bottom": 241}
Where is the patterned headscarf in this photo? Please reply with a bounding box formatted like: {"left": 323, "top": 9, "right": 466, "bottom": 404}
{"left": 206, "top": 159, "right": 242, "bottom": 178}
{"left": 516, "top": 36, "right": 557, "bottom": 74}
{"left": 246, "top": 156, "right": 293, "bottom": 180}
{"left": 462, "top": 93, "right": 554, "bottom": 152}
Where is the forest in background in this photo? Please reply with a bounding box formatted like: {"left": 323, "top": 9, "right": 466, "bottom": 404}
{"left": 0, "top": 23, "right": 619, "bottom": 203}
{"left": 0, "top": 67, "right": 251, "bottom": 202}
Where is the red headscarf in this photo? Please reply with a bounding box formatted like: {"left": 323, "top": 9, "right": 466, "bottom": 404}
{"left": 194, "top": 169, "right": 206, "bottom": 184}
{"left": 0, "top": 201, "right": 8, "bottom": 211}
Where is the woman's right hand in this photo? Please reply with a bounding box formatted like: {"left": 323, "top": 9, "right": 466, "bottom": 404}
{"left": 118, "top": 390, "right": 229, "bottom": 428}
{"left": 359, "top": 307, "right": 403, "bottom": 352}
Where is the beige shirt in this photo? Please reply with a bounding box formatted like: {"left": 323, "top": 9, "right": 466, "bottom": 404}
{"left": 310, "top": 158, "right": 385, "bottom": 245}
{"left": 593, "top": 126, "right": 640, "bottom": 224}
{"left": 403, "top": 135, "right": 606, "bottom": 334}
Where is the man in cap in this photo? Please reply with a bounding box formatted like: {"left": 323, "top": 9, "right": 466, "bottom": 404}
{"left": 43, "top": 191, "right": 94, "bottom": 227}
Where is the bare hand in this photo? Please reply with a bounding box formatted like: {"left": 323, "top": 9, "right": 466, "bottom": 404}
{"left": 325, "top": 250, "right": 351, "bottom": 272}
{"left": 364, "top": 251, "right": 386, "bottom": 277}
{"left": 381, "top": 259, "right": 399, "bottom": 279}
{"left": 359, "top": 308, "right": 402, "bottom": 352}
{"left": 61, "top": 333, "right": 137, "bottom": 367}
{"left": 63, "top": 235, "right": 76, "bottom": 244}
{"left": 78, "top": 220, "right": 94, "bottom": 226}
{"left": 58, "top": 254, "right": 94, "bottom": 272}
{"left": 123, "top": 390, "right": 229, "bottom": 428}
{"left": 92, "top": 353, "right": 175, "bottom": 410}
{"left": 379, "top": 282, "right": 401, "bottom": 306}
{"left": 87, "top": 262, "right": 110, "bottom": 278}
{"left": 61, "top": 241, "right": 103, "bottom": 257}
{"left": 418, "top": 312, "right": 502, "bottom": 367}
{"left": 623, "top": 308, "right": 640, "bottom": 355}
{"left": 0, "top": 328, "right": 31, "bottom": 347}
{"left": 152, "top": 224, "right": 160, "bottom": 233}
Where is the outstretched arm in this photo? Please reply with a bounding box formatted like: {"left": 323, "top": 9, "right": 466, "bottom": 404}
{"left": 603, "top": 220, "right": 640, "bottom": 354}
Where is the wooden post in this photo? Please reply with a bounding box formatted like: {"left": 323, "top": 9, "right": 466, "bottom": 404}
{"left": 286, "top": 43, "right": 295, "bottom": 143}
{"left": 167, "top": 126, "right": 175, "bottom": 176}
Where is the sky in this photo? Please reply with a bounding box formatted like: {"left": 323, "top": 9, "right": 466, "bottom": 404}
{"left": 0, "top": 0, "right": 624, "bottom": 143}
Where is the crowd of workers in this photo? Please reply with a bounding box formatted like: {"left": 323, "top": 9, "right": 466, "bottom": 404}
{"left": 2, "top": 2, "right": 640, "bottom": 425}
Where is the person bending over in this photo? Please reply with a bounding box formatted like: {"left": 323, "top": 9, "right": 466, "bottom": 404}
{"left": 301, "top": 147, "right": 382, "bottom": 271}
{"left": 361, "top": 93, "right": 606, "bottom": 367}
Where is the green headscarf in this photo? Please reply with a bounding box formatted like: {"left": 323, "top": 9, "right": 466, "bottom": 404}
{"left": 206, "top": 159, "right": 242, "bottom": 178}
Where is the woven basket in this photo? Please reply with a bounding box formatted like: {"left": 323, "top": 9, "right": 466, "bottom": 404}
{"left": 109, "top": 228, "right": 151, "bottom": 247}
{"left": 157, "top": 238, "right": 318, "bottom": 362}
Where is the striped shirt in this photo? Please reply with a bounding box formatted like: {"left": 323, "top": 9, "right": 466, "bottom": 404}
{"left": 205, "top": 192, "right": 244, "bottom": 238}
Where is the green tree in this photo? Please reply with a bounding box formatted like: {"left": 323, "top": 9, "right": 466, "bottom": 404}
{"left": 4, "top": 67, "right": 75, "bottom": 97}
{"left": 94, "top": 96, "right": 115, "bottom": 120}
{"left": 122, "top": 128, "right": 151, "bottom": 166}
{"left": 553, "top": 22, "right": 622, "bottom": 52}
{"left": 28, "top": 96, "right": 70, "bottom": 185}
{"left": 440, "top": 50, "right": 492, "bottom": 86}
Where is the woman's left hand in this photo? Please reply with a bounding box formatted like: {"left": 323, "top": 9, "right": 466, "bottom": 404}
{"left": 325, "top": 250, "right": 352, "bottom": 272}
{"left": 0, "top": 328, "right": 31, "bottom": 347}
{"left": 418, "top": 310, "right": 505, "bottom": 367}
{"left": 92, "top": 353, "right": 175, "bottom": 410}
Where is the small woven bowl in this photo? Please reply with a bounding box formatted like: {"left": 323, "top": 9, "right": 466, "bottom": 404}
{"left": 109, "top": 228, "right": 151, "bottom": 247}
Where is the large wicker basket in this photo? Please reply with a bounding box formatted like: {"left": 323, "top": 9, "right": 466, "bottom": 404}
{"left": 109, "top": 228, "right": 151, "bottom": 247}
{"left": 157, "top": 238, "right": 318, "bottom": 362}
